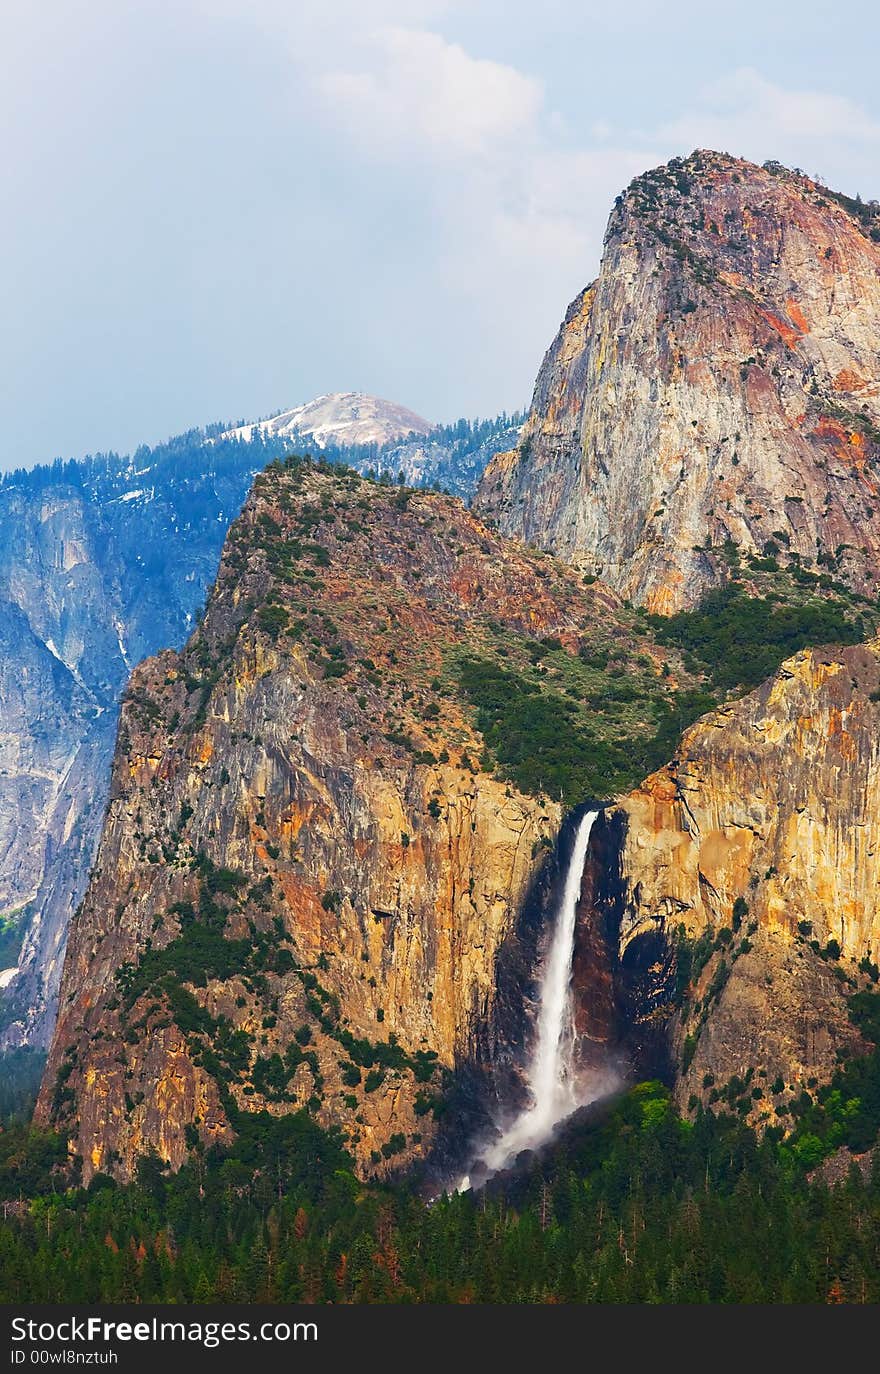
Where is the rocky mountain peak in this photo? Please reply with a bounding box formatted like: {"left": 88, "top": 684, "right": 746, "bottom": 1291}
{"left": 476, "top": 150, "right": 880, "bottom": 612}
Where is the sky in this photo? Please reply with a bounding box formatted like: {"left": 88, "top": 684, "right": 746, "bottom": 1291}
{"left": 2, "top": 0, "right": 880, "bottom": 470}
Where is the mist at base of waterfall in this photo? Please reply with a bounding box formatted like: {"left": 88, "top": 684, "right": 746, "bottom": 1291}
{"left": 455, "top": 809, "right": 620, "bottom": 1194}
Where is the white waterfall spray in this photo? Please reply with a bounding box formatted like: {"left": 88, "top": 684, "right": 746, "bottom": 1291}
{"left": 460, "top": 809, "right": 612, "bottom": 1189}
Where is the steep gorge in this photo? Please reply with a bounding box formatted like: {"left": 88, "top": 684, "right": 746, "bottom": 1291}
{"left": 462, "top": 634, "right": 880, "bottom": 1166}
{"left": 38, "top": 458, "right": 681, "bottom": 1181}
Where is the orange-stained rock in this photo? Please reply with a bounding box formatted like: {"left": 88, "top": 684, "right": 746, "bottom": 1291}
{"left": 42, "top": 464, "right": 662, "bottom": 1181}
{"left": 609, "top": 641, "right": 880, "bottom": 1123}
{"left": 476, "top": 151, "right": 880, "bottom": 611}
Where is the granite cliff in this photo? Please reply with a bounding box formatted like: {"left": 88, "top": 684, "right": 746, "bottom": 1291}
{"left": 38, "top": 460, "right": 880, "bottom": 1181}
{"left": 0, "top": 407, "right": 518, "bottom": 1053}
{"left": 575, "top": 640, "right": 880, "bottom": 1131}
{"left": 39, "top": 458, "right": 683, "bottom": 1181}
{"left": 477, "top": 151, "right": 880, "bottom": 612}
{"left": 0, "top": 440, "right": 265, "bottom": 1050}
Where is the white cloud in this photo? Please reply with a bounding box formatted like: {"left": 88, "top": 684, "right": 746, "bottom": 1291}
{"left": 190, "top": 9, "right": 880, "bottom": 341}
{"left": 5, "top": 0, "right": 880, "bottom": 465}
{"left": 645, "top": 68, "right": 880, "bottom": 190}
{"left": 297, "top": 22, "right": 654, "bottom": 322}
{"left": 318, "top": 26, "right": 543, "bottom": 161}
{"left": 676, "top": 68, "right": 880, "bottom": 142}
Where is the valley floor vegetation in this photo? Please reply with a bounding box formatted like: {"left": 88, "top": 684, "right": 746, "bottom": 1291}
{"left": 2, "top": 990, "right": 880, "bottom": 1304}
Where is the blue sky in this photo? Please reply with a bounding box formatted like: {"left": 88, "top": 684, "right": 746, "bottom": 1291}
{"left": 2, "top": 0, "right": 879, "bottom": 469}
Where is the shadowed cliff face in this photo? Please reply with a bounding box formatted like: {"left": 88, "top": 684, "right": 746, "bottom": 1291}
{"left": 41, "top": 461, "right": 680, "bottom": 1182}
{"left": 477, "top": 150, "right": 880, "bottom": 613}
{"left": 567, "top": 807, "right": 674, "bottom": 1090}
{"left": 603, "top": 640, "right": 880, "bottom": 1123}
{"left": 0, "top": 598, "right": 101, "bottom": 973}
{"left": 0, "top": 462, "right": 263, "bottom": 1050}
{"left": 569, "top": 811, "right": 618, "bottom": 1066}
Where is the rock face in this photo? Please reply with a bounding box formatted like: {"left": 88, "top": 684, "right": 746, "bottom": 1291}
{"left": 35, "top": 473, "right": 880, "bottom": 1174}
{"left": 598, "top": 640, "right": 880, "bottom": 1122}
{"left": 0, "top": 448, "right": 263, "bottom": 1049}
{"left": 39, "top": 460, "right": 659, "bottom": 1182}
{"left": 0, "top": 599, "right": 97, "bottom": 942}
{"left": 0, "top": 410, "right": 517, "bottom": 1051}
{"left": 477, "top": 151, "right": 880, "bottom": 612}
{"left": 28, "top": 159, "right": 880, "bottom": 1181}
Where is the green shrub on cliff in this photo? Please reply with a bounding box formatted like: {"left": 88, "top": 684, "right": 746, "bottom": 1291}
{"left": 257, "top": 602, "right": 289, "bottom": 639}
{"left": 456, "top": 655, "right": 715, "bottom": 805}
{"left": 647, "top": 583, "right": 862, "bottom": 692}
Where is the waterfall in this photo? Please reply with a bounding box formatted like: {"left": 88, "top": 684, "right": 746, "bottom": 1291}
{"left": 460, "top": 809, "right": 607, "bottom": 1189}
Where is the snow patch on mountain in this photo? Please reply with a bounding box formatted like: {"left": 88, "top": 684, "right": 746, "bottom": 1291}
{"left": 222, "top": 392, "right": 434, "bottom": 449}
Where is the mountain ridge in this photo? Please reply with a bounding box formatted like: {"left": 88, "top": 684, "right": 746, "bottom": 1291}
{"left": 35, "top": 452, "right": 727, "bottom": 1180}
